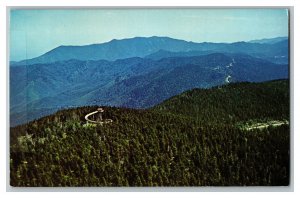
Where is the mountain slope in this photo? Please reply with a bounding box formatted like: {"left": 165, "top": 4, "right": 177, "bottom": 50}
{"left": 91, "top": 53, "right": 288, "bottom": 108}
{"left": 144, "top": 49, "right": 216, "bottom": 60}
{"left": 10, "top": 80, "right": 290, "bottom": 186}
{"left": 10, "top": 53, "right": 288, "bottom": 126}
{"left": 153, "top": 79, "right": 289, "bottom": 125}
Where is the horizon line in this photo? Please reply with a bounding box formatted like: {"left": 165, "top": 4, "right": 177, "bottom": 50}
{"left": 57, "top": 35, "right": 289, "bottom": 47}
{"left": 10, "top": 35, "right": 288, "bottom": 62}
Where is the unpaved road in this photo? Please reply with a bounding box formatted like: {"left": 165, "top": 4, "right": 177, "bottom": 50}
{"left": 244, "top": 120, "right": 289, "bottom": 131}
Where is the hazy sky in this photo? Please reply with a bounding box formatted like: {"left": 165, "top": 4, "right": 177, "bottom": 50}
{"left": 10, "top": 9, "right": 289, "bottom": 61}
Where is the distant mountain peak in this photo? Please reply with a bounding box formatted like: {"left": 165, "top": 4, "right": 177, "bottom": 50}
{"left": 249, "top": 36, "right": 288, "bottom": 44}
{"left": 10, "top": 36, "right": 288, "bottom": 66}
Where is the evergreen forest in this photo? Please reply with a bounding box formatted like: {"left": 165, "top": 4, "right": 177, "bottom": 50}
{"left": 10, "top": 79, "right": 290, "bottom": 186}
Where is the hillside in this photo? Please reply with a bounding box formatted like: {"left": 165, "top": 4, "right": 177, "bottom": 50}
{"left": 10, "top": 53, "right": 288, "bottom": 126}
{"left": 10, "top": 80, "right": 290, "bottom": 186}
{"left": 153, "top": 79, "right": 289, "bottom": 125}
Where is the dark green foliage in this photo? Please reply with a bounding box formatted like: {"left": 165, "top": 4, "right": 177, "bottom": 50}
{"left": 153, "top": 79, "right": 289, "bottom": 125}
{"left": 10, "top": 80, "right": 289, "bottom": 186}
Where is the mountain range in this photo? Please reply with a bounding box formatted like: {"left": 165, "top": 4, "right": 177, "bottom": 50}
{"left": 10, "top": 36, "right": 289, "bottom": 126}
{"left": 11, "top": 36, "right": 288, "bottom": 65}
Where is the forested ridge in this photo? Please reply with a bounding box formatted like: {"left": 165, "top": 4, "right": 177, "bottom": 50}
{"left": 10, "top": 51, "right": 288, "bottom": 127}
{"left": 153, "top": 79, "right": 289, "bottom": 125}
{"left": 10, "top": 79, "right": 290, "bottom": 186}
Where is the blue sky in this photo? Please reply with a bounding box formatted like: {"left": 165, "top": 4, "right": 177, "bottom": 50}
{"left": 10, "top": 9, "right": 289, "bottom": 61}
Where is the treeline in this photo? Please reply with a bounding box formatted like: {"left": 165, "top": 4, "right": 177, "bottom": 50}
{"left": 10, "top": 80, "right": 290, "bottom": 186}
